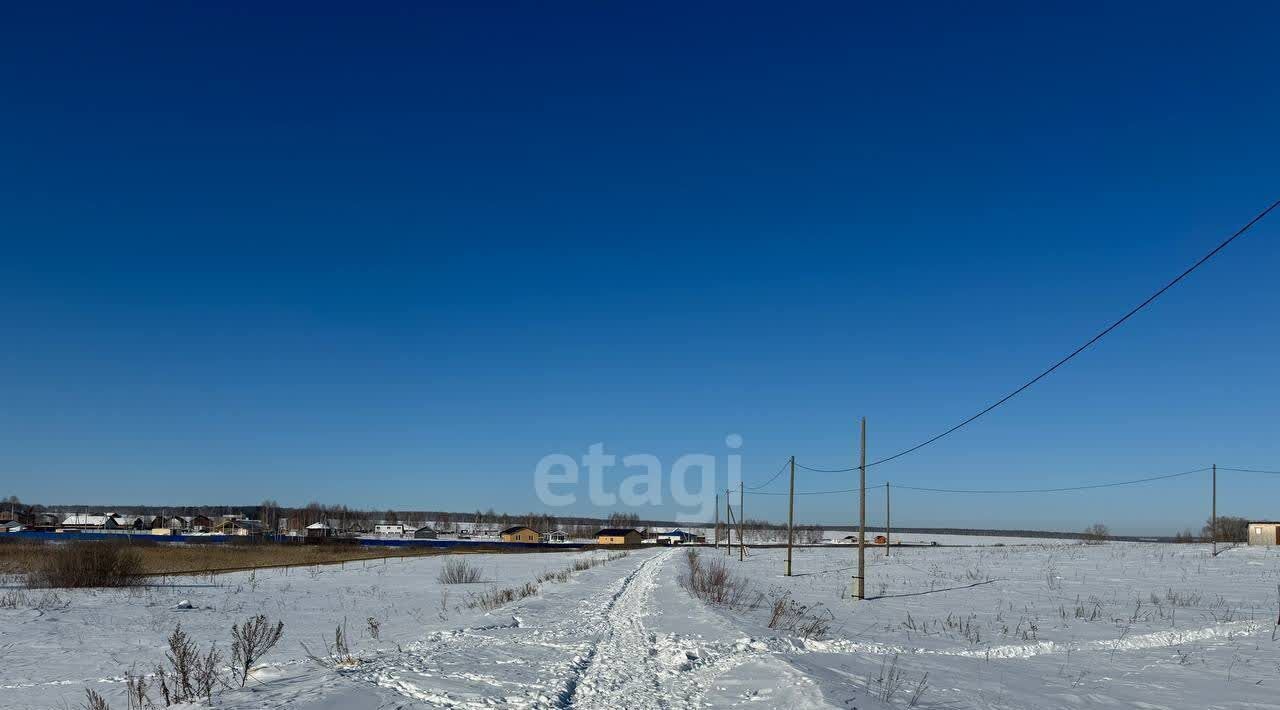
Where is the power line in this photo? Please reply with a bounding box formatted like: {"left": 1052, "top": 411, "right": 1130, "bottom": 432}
{"left": 796, "top": 462, "right": 857, "bottom": 473}
{"left": 1219, "top": 467, "right": 1280, "bottom": 475}
{"left": 749, "top": 483, "right": 887, "bottom": 496}
{"left": 890, "top": 467, "right": 1209, "bottom": 494}
{"left": 746, "top": 459, "right": 792, "bottom": 490}
{"left": 859, "top": 198, "right": 1280, "bottom": 470}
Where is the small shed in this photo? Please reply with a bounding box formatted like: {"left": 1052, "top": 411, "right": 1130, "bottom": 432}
{"left": 596, "top": 528, "right": 642, "bottom": 546}
{"left": 306, "top": 522, "right": 335, "bottom": 538}
{"left": 413, "top": 526, "right": 438, "bottom": 539}
{"left": 501, "top": 526, "right": 540, "bottom": 543}
{"left": 1248, "top": 521, "right": 1280, "bottom": 546}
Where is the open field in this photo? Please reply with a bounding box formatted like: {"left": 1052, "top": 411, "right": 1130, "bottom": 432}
{"left": 2, "top": 540, "right": 1277, "bottom": 708}
{"left": 0, "top": 539, "right": 453, "bottom": 577}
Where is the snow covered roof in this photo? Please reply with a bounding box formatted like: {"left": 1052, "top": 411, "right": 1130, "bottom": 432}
{"left": 62, "top": 514, "right": 110, "bottom": 526}
{"left": 306, "top": 522, "right": 331, "bottom": 529}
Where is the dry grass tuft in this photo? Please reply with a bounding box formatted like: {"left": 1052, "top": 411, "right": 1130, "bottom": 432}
{"left": 27, "top": 541, "right": 143, "bottom": 588}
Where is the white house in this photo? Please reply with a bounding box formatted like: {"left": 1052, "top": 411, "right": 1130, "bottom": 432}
{"left": 61, "top": 514, "right": 118, "bottom": 530}
{"left": 373, "top": 523, "right": 408, "bottom": 537}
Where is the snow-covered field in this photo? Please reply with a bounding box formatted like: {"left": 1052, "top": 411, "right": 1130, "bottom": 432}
{"left": 3, "top": 542, "right": 1278, "bottom": 708}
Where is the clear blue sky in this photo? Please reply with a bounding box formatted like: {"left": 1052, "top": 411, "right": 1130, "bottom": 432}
{"left": 2, "top": 3, "right": 1278, "bottom": 534}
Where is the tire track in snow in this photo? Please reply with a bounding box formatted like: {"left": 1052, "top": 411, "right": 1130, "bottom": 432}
{"left": 348, "top": 549, "right": 678, "bottom": 709}
{"left": 559, "top": 548, "right": 670, "bottom": 709}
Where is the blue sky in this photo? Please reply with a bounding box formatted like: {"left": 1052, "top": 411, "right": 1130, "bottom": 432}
{"left": 2, "top": 3, "right": 1278, "bottom": 534}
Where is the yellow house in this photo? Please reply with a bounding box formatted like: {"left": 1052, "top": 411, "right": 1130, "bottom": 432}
{"left": 501, "top": 526, "right": 540, "bottom": 543}
{"left": 595, "top": 528, "right": 642, "bottom": 546}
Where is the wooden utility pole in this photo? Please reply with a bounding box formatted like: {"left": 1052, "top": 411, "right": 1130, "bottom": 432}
{"left": 885, "top": 482, "right": 891, "bottom": 557}
{"left": 725, "top": 488, "right": 732, "bottom": 555}
{"left": 714, "top": 492, "right": 720, "bottom": 548}
{"left": 739, "top": 481, "right": 745, "bottom": 561}
{"left": 786, "top": 456, "right": 795, "bottom": 576}
{"left": 1212, "top": 464, "right": 1217, "bottom": 556}
{"left": 856, "top": 416, "right": 867, "bottom": 600}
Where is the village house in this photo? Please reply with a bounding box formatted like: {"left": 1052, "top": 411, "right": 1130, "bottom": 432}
{"left": 60, "top": 514, "right": 119, "bottom": 531}
{"left": 107, "top": 513, "right": 149, "bottom": 530}
{"left": 150, "top": 516, "right": 190, "bottom": 533}
{"left": 1247, "top": 521, "right": 1280, "bottom": 546}
{"left": 31, "top": 513, "right": 61, "bottom": 530}
{"left": 413, "top": 525, "right": 438, "bottom": 539}
{"left": 595, "top": 528, "right": 643, "bottom": 546}
{"left": 373, "top": 522, "right": 408, "bottom": 537}
{"left": 655, "top": 529, "right": 700, "bottom": 545}
{"left": 542, "top": 530, "right": 569, "bottom": 544}
{"left": 500, "top": 526, "right": 540, "bottom": 543}
{"left": 213, "top": 518, "right": 263, "bottom": 536}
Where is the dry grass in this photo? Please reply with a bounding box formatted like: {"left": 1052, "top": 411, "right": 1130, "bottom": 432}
{"left": 26, "top": 541, "right": 143, "bottom": 588}
{"left": 0, "top": 538, "right": 445, "bottom": 579}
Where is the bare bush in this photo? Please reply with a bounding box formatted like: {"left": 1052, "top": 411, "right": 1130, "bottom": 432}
{"left": 767, "top": 592, "right": 833, "bottom": 639}
{"left": 28, "top": 541, "right": 142, "bottom": 588}
{"left": 678, "top": 549, "right": 761, "bottom": 611}
{"left": 1082, "top": 523, "right": 1110, "bottom": 543}
{"left": 438, "top": 558, "right": 482, "bottom": 584}
{"left": 124, "top": 669, "right": 149, "bottom": 710}
{"left": 83, "top": 689, "right": 111, "bottom": 710}
{"left": 1203, "top": 515, "right": 1249, "bottom": 543}
{"left": 231, "top": 614, "right": 284, "bottom": 687}
{"left": 153, "top": 623, "right": 223, "bottom": 705}
{"left": 872, "top": 654, "right": 907, "bottom": 702}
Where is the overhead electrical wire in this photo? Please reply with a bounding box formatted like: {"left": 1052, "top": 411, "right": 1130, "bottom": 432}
{"left": 746, "top": 466, "right": 1212, "bottom": 495}
{"left": 745, "top": 458, "right": 792, "bottom": 490}
{"left": 815, "top": 198, "right": 1280, "bottom": 472}
{"left": 744, "top": 199, "right": 1279, "bottom": 489}
{"left": 748, "top": 483, "right": 887, "bottom": 496}
{"left": 890, "top": 467, "right": 1210, "bottom": 493}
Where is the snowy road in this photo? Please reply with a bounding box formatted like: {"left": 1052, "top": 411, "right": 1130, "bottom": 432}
{"left": 348, "top": 548, "right": 796, "bottom": 709}
{"left": 357, "top": 548, "right": 679, "bottom": 708}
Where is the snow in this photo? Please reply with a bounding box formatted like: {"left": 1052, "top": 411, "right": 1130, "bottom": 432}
{"left": 2, "top": 542, "right": 1278, "bottom": 708}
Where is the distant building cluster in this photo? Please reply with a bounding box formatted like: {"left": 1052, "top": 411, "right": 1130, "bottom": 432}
{"left": 0, "top": 508, "right": 702, "bottom": 549}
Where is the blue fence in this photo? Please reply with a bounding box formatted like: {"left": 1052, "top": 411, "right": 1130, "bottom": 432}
{"left": 356, "top": 537, "right": 590, "bottom": 550}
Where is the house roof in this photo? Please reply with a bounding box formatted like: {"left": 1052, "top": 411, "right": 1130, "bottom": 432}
{"left": 63, "top": 514, "right": 111, "bottom": 526}
{"left": 596, "top": 528, "right": 639, "bottom": 536}
{"left": 501, "top": 526, "right": 536, "bottom": 535}
{"left": 306, "top": 522, "right": 331, "bottom": 529}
